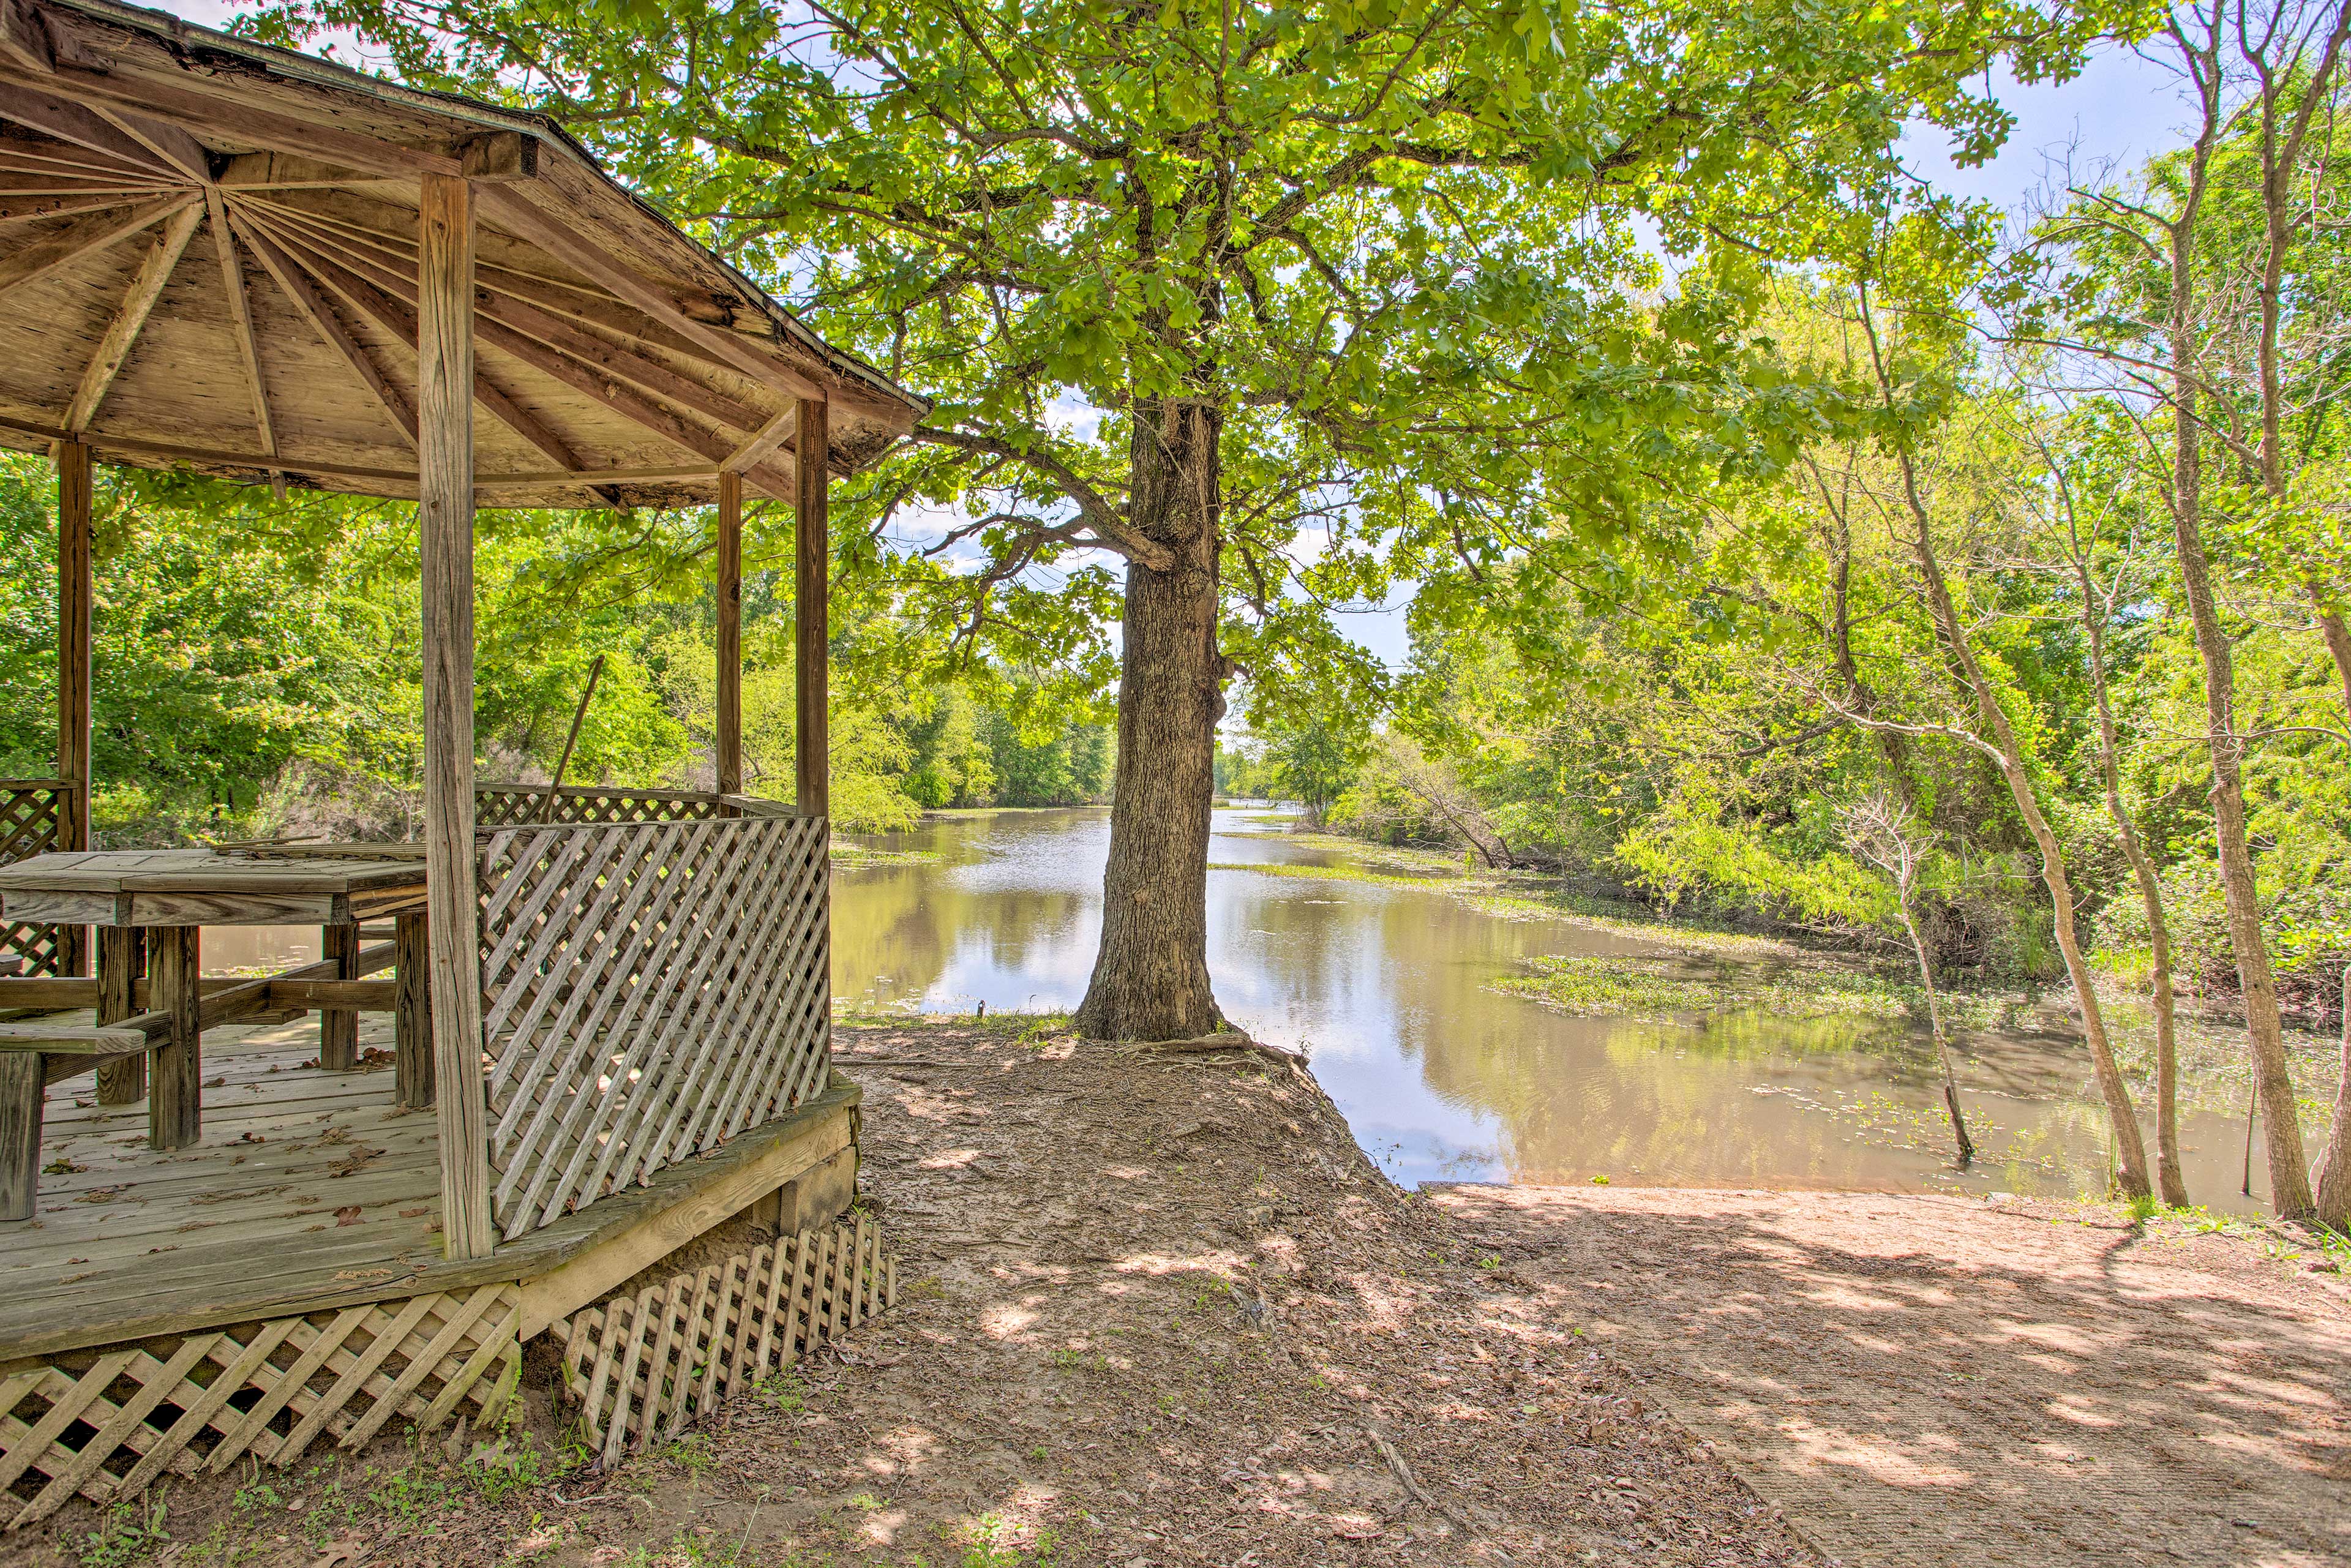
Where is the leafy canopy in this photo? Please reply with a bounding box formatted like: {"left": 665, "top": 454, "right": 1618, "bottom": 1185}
{"left": 249, "top": 0, "right": 2126, "bottom": 711}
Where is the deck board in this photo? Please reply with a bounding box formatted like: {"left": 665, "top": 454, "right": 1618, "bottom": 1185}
{"left": 0, "top": 1012, "right": 858, "bottom": 1365}
{"left": 1, "top": 1014, "right": 444, "bottom": 1360}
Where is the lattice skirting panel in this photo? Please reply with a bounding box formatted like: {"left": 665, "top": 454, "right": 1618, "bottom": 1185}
{"left": 0, "top": 1283, "right": 520, "bottom": 1529}
{"left": 558, "top": 1217, "right": 895, "bottom": 1465}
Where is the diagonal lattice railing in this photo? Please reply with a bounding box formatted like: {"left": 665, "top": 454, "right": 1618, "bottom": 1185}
{"left": 474, "top": 815, "right": 831, "bottom": 1239}
{"left": 0, "top": 781, "right": 69, "bottom": 975}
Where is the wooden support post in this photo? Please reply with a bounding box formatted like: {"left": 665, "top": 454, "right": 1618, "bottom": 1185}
{"left": 715, "top": 468, "right": 743, "bottom": 797}
{"left": 394, "top": 909, "right": 433, "bottom": 1109}
{"left": 320, "top": 921, "right": 359, "bottom": 1070}
{"left": 794, "top": 400, "right": 828, "bottom": 819}
{"left": 95, "top": 926, "right": 144, "bottom": 1104}
{"left": 148, "top": 925, "right": 200, "bottom": 1150}
{"left": 418, "top": 170, "right": 493, "bottom": 1262}
{"left": 0, "top": 1052, "right": 40, "bottom": 1222}
{"left": 56, "top": 438, "right": 91, "bottom": 980}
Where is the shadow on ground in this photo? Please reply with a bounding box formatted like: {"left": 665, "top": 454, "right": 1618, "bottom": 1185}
{"left": 1436, "top": 1185, "right": 2351, "bottom": 1568}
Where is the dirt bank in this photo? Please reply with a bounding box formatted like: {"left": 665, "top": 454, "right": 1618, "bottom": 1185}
{"left": 20, "top": 1021, "right": 2345, "bottom": 1567}
{"left": 20, "top": 1022, "right": 1815, "bottom": 1567}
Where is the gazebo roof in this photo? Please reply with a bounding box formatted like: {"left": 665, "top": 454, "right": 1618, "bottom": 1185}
{"left": 0, "top": 0, "right": 926, "bottom": 508}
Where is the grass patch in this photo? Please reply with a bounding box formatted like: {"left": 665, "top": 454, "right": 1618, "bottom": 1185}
{"left": 832, "top": 1005, "right": 1073, "bottom": 1048}
{"left": 1207, "top": 860, "right": 1458, "bottom": 890}
{"left": 1217, "top": 830, "right": 1813, "bottom": 958}
{"left": 828, "top": 844, "right": 943, "bottom": 866}
{"left": 1492, "top": 955, "right": 1914, "bottom": 1021}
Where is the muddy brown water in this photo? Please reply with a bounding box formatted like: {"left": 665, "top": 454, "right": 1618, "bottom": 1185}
{"left": 834, "top": 807, "right": 2320, "bottom": 1215}
{"left": 212, "top": 805, "right": 2318, "bottom": 1215}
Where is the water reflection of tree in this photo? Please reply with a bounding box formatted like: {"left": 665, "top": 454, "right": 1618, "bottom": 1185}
{"left": 833, "top": 824, "right": 1103, "bottom": 1008}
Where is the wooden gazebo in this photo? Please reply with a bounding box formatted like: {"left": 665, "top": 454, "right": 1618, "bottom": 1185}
{"left": 0, "top": 0, "right": 923, "bottom": 1524}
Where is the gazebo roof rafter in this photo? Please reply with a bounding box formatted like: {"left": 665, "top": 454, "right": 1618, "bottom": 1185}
{"left": 0, "top": 0, "right": 925, "bottom": 508}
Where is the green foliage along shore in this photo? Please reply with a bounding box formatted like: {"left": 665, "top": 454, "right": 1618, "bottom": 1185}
{"left": 1223, "top": 94, "right": 2351, "bottom": 1024}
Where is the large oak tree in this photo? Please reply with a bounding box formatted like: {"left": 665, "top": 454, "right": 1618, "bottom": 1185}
{"left": 260, "top": 0, "right": 2099, "bottom": 1038}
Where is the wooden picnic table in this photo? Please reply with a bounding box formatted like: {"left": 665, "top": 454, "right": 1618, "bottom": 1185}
{"left": 0, "top": 847, "right": 432, "bottom": 1218}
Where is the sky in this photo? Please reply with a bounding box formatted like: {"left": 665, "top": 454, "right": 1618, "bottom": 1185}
{"left": 160, "top": 6, "right": 2196, "bottom": 677}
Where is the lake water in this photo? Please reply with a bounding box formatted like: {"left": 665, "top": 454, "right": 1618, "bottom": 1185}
{"left": 834, "top": 806, "right": 2312, "bottom": 1214}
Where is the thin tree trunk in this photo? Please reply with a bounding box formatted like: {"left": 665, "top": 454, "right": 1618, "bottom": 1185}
{"left": 2074, "top": 554, "right": 2189, "bottom": 1206}
{"left": 1074, "top": 395, "right": 1228, "bottom": 1041}
{"left": 2209, "top": 0, "right": 2349, "bottom": 1218}
{"left": 2167, "top": 273, "right": 2314, "bottom": 1217}
{"left": 1873, "top": 424, "right": 2153, "bottom": 1198}
{"left": 2312, "top": 612, "right": 2351, "bottom": 1224}
{"left": 1899, "top": 905, "right": 1974, "bottom": 1165}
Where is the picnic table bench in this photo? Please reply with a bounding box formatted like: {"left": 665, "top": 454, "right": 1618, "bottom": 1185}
{"left": 0, "top": 846, "right": 432, "bottom": 1220}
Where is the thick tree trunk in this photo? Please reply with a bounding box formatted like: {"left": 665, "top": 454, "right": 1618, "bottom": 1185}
{"left": 1074, "top": 397, "right": 1228, "bottom": 1041}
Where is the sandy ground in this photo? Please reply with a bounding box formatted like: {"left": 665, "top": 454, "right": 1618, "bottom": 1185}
{"left": 13, "top": 1022, "right": 2347, "bottom": 1567}
{"left": 1437, "top": 1185, "right": 2351, "bottom": 1568}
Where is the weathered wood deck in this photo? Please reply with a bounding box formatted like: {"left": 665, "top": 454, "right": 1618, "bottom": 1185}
{"left": 1, "top": 1010, "right": 860, "bottom": 1367}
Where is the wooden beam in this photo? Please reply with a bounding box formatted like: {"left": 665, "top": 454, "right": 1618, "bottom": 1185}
{"left": 215, "top": 149, "right": 375, "bottom": 189}
{"left": 0, "top": 190, "right": 193, "bottom": 294}
{"left": 418, "top": 169, "right": 493, "bottom": 1264}
{"left": 0, "top": 54, "right": 460, "bottom": 181}
{"left": 724, "top": 404, "right": 797, "bottom": 475}
{"left": 716, "top": 468, "right": 743, "bottom": 796}
{"left": 0, "top": 170, "right": 174, "bottom": 198}
{"left": 62, "top": 199, "right": 202, "bottom": 432}
{"left": 240, "top": 208, "right": 621, "bottom": 505}
{"left": 484, "top": 464, "right": 721, "bottom": 486}
{"left": 86, "top": 105, "right": 210, "bottom": 182}
{"left": 394, "top": 910, "right": 432, "bottom": 1109}
{"left": 94, "top": 926, "right": 142, "bottom": 1103}
{"left": 270, "top": 977, "right": 396, "bottom": 1010}
{"left": 0, "top": 1051, "right": 37, "bottom": 1222}
{"left": 471, "top": 367, "right": 627, "bottom": 508}
{"left": 204, "top": 190, "right": 278, "bottom": 472}
{"left": 474, "top": 184, "right": 827, "bottom": 402}
{"left": 0, "top": 412, "right": 741, "bottom": 495}
{"left": 148, "top": 925, "right": 198, "bottom": 1150}
{"left": 319, "top": 921, "right": 359, "bottom": 1070}
{"left": 0, "top": 140, "right": 163, "bottom": 178}
{"left": 245, "top": 200, "right": 779, "bottom": 462}
{"left": 233, "top": 211, "right": 418, "bottom": 447}
{"left": 795, "top": 399, "right": 828, "bottom": 819}
{"left": 0, "top": 191, "right": 163, "bottom": 227}
{"left": 0, "top": 84, "right": 186, "bottom": 176}
{"left": 0, "top": 190, "right": 165, "bottom": 227}
{"left": 237, "top": 196, "right": 776, "bottom": 426}
{"left": 53, "top": 436, "right": 90, "bottom": 985}
{"left": 458, "top": 132, "right": 537, "bottom": 183}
